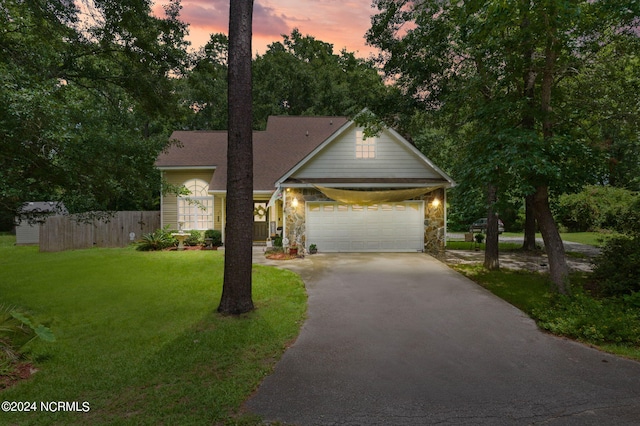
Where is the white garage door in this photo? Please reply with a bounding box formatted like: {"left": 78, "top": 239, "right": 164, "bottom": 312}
{"left": 306, "top": 201, "right": 424, "bottom": 252}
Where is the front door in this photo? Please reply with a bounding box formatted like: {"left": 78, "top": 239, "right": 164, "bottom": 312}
{"left": 253, "top": 202, "right": 269, "bottom": 242}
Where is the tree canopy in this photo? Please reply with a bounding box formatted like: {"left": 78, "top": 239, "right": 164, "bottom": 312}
{"left": 367, "top": 0, "right": 640, "bottom": 291}
{"left": 1, "top": 0, "right": 188, "bottom": 221}
{"left": 178, "top": 29, "right": 397, "bottom": 131}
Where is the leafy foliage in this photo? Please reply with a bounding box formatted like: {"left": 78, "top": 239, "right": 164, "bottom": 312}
{"left": 184, "top": 230, "right": 203, "bottom": 246}
{"left": 455, "top": 265, "right": 640, "bottom": 350}
{"left": 253, "top": 29, "right": 395, "bottom": 128}
{"left": 555, "top": 186, "right": 638, "bottom": 232}
{"left": 572, "top": 193, "right": 640, "bottom": 298}
{"left": 559, "top": 41, "right": 640, "bottom": 191}
{"left": 1, "top": 305, "right": 55, "bottom": 376}
{"left": 176, "top": 33, "right": 229, "bottom": 130}
{"left": 179, "top": 30, "right": 397, "bottom": 131}
{"left": 204, "top": 229, "right": 222, "bottom": 247}
{"left": 533, "top": 292, "right": 640, "bottom": 346}
{"left": 367, "top": 0, "right": 640, "bottom": 291}
{"left": 136, "top": 226, "right": 176, "bottom": 251}
{"left": 0, "top": 0, "right": 188, "bottom": 220}
{"left": 592, "top": 236, "right": 640, "bottom": 297}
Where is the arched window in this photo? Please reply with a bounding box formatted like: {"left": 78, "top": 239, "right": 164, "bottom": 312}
{"left": 177, "top": 179, "right": 214, "bottom": 230}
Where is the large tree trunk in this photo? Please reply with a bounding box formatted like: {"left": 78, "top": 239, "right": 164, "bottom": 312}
{"left": 522, "top": 194, "right": 537, "bottom": 251}
{"left": 520, "top": 6, "right": 537, "bottom": 252}
{"left": 533, "top": 186, "right": 569, "bottom": 294}
{"left": 536, "top": 21, "right": 569, "bottom": 294}
{"left": 218, "top": 0, "right": 255, "bottom": 315}
{"left": 484, "top": 184, "right": 499, "bottom": 270}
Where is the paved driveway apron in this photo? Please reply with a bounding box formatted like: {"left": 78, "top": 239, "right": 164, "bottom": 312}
{"left": 245, "top": 253, "right": 640, "bottom": 425}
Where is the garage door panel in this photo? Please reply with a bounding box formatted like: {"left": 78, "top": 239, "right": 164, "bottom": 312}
{"left": 306, "top": 201, "right": 424, "bottom": 252}
{"left": 337, "top": 240, "right": 351, "bottom": 251}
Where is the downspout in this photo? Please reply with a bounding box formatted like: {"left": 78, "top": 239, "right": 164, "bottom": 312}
{"left": 282, "top": 188, "right": 287, "bottom": 247}
{"left": 159, "top": 171, "right": 164, "bottom": 229}
{"left": 443, "top": 188, "right": 448, "bottom": 247}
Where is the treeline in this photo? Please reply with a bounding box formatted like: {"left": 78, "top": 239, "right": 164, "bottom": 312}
{"left": 0, "top": 1, "right": 394, "bottom": 228}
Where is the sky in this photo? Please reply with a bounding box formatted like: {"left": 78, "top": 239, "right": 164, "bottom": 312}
{"left": 152, "top": 0, "right": 379, "bottom": 58}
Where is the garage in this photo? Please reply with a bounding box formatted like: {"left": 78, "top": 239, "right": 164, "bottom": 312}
{"left": 305, "top": 201, "right": 424, "bottom": 252}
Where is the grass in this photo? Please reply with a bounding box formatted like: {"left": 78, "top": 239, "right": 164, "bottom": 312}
{"left": 0, "top": 233, "right": 306, "bottom": 425}
{"left": 451, "top": 264, "right": 564, "bottom": 312}
{"left": 452, "top": 264, "right": 640, "bottom": 361}
{"left": 500, "top": 231, "right": 613, "bottom": 247}
{"left": 446, "top": 241, "right": 523, "bottom": 251}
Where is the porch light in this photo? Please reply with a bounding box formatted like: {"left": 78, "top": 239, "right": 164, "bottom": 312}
{"left": 292, "top": 197, "right": 299, "bottom": 208}
{"left": 431, "top": 198, "right": 440, "bottom": 207}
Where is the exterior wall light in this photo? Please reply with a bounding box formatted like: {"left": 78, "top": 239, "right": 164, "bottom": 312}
{"left": 292, "top": 197, "right": 299, "bottom": 208}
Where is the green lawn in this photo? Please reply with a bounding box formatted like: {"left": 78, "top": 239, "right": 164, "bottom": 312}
{"left": 500, "top": 231, "right": 613, "bottom": 247}
{"left": 452, "top": 264, "right": 640, "bottom": 361}
{"left": 0, "top": 234, "right": 306, "bottom": 425}
{"left": 445, "top": 241, "right": 523, "bottom": 251}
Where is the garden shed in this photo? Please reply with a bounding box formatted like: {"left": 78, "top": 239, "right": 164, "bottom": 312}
{"left": 15, "top": 202, "right": 67, "bottom": 245}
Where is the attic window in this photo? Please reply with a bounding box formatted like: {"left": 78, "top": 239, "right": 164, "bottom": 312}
{"left": 355, "top": 130, "right": 375, "bottom": 159}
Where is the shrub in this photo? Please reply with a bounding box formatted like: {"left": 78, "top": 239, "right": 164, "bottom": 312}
{"left": 204, "top": 229, "right": 222, "bottom": 246}
{"left": 618, "top": 195, "right": 640, "bottom": 237}
{"left": 137, "top": 226, "right": 176, "bottom": 251}
{"left": 184, "top": 230, "right": 203, "bottom": 246}
{"left": 533, "top": 292, "right": 640, "bottom": 346}
{"left": 555, "top": 186, "right": 637, "bottom": 232}
{"left": 591, "top": 235, "right": 640, "bottom": 296}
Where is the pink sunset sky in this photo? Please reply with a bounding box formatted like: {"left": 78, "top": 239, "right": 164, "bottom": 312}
{"left": 153, "top": 0, "right": 379, "bottom": 57}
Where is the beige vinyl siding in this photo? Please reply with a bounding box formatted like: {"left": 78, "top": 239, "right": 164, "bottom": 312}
{"left": 161, "top": 170, "right": 222, "bottom": 231}
{"left": 292, "top": 128, "right": 441, "bottom": 180}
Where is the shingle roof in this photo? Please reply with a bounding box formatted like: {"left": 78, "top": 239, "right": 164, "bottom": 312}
{"left": 18, "top": 201, "right": 67, "bottom": 215}
{"left": 156, "top": 116, "right": 349, "bottom": 191}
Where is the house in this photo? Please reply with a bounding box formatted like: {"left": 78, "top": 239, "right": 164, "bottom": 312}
{"left": 155, "top": 115, "right": 455, "bottom": 253}
{"left": 15, "top": 201, "right": 67, "bottom": 245}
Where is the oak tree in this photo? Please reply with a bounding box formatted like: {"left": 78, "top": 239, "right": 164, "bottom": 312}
{"left": 367, "top": 0, "right": 639, "bottom": 292}
{"left": 0, "top": 0, "right": 188, "bottom": 221}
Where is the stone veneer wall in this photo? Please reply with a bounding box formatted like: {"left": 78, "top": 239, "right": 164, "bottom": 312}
{"left": 283, "top": 187, "right": 447, "bottom": 253}
{"left": 283, "top": 188, "right": 329, "bottom": 249}
{"left": 423, "top": 188, "right": 446, "bottom": 255}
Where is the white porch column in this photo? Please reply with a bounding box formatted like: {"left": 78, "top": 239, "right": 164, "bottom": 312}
{"left": 221, "top": 196, "right": 226, "bottom": 244}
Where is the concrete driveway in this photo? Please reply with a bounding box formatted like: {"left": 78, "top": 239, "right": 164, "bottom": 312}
{"left": 246, "top": 252, "right": 640, "bottom": 425}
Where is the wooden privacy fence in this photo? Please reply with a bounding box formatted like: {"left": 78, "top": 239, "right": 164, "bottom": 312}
{"left": 39, "top": 211, "right": 160, "bottom": 252}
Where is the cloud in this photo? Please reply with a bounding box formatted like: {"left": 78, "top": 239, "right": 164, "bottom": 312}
{"left": 154, "top": 0, "right": 289, "bottom": 38}
{"left": 152, "top": 0, "right": 377, "bottom": 57}
{"left": 254, "top": 2, "right": 290, "bottom": 37}
{"left": 179, "top": 2, "right": 227, "bottom": 31}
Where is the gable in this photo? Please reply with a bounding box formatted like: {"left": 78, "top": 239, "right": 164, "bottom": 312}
{"left": 156, "top": 116, "right": 453, "bottom": 192}
{"left": 155, "top": 116, "right": 349, "bottom": 192}
{"left": 287, "top": 124, "right": 449, "bottom": 182}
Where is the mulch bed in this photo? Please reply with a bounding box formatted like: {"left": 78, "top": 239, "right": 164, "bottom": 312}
{"left": 165, "top": 246, "right": 219, "bottom": 251}
{"left": 265, "top": 252, "right": 300, "bottom": 260}
{"left": 0, "top": 362, "right": 37, "bottom": 390}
